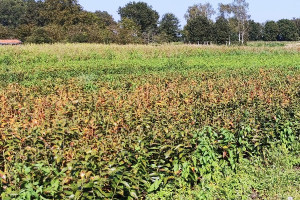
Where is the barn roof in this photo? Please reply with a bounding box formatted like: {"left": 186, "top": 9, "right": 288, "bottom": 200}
{"left": 0, "top": 39, "right": 22, "bottom": 45}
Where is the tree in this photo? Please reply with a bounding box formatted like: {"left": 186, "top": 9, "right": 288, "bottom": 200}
{"left": 26, "top": 27, "right": 53, "bottom": 43}
{"left": 231, "top": 0, "right": 250, "bottom": 44}
{"left": 225, "top": 18, "right": 240, "bottom": 44}
{"left": 184, "top": 3, "right": 215, "bottom": 21}
{"left": 217, "top": 1, "right": 250, "bottom": 44}
{"left": 159, "top": 13, "right": 180, "bottom": 42}
{"left": 40, "top": 0, "right": 83, "bottom": 26}
{"left": 0, "top": 0, "right": 122, "bottom": 44}
{"left": 15, "top": 24, "right": 36, "bottom": 41}
{"left": 66, "top": 24, "right": 89, "bottom": 43}
{"left": 218, "top": 3, "right": 232, "bottom": 19}
{"left": 184, "top": 15, "right": 213, "bottom": 44}
{"left": 292, "top": 18, "right": 300, "bottom": 38}
{"left": 21, "top": 0, "right": 44, "bottom": 26}
{"left": 43, "top": 24, "right": 66, "bottom": 42}
{"left": 0, "top": 24, "right": 15, "bottom": 38}
{"left": 118, "top": 2, "right": 159, "bottom": 33}
{"left": 277, "top": 19, "right": 298, "bottom": 41}
{"left": 0, "top": 0, "right": 26, "bottom": 27}
{"left": 94, "top": 11, "right": 116, "bottom": 27}
{"left": 89, "top": 26, "right": 115, "bottom": 44}
{"left": 214, "top": 17, "right": 230, "bottom": 44}
{"left": 248, "top": 20, "right": 263, "bottom": 41}
{"left": 117, "top": 18, "right": 142, "bottom": 44}
{"left": 263, "top": 21, "right": 279, "bottom": 41}
{"left": 217, "top": 3, "right": 236, "bottom": 45}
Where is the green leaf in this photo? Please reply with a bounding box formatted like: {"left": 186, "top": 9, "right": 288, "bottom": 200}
{"left": 121, "top": 181, "right": 131, "bottom": 190}
{"left": 94, "top": 186, "right": 112, "bottom": 198}
{"left": 148, "top": 178, "right": 162, "bottom": 193}
{"left": 24, "top": 167, "right": 31, "bottom": 175}
{"left": 164, "top": 150, "right": 173, "bottom": 159}
{"left": 130, "top": 190, "right": 138, "bottom": 199}
{"left": 83, "top": 182, "right": 94, "bottom": 189}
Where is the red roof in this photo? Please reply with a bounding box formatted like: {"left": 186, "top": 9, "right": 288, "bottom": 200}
{"left": 0, "top": 39, "right": 22, "bottom": 45}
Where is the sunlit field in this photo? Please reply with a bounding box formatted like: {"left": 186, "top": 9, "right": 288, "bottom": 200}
{"left": 1, "top": 44, "right": 299, "bottom": 199}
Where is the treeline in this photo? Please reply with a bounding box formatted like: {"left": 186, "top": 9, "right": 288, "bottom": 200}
{"left": 0, "top": 0, "right": 299, "bottom": 44}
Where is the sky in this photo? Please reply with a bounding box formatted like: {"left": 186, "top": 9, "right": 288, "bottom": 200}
{"left": 79, "top": 0, "right": 300, "bottom": 27}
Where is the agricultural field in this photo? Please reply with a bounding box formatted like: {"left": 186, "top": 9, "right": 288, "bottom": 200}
{"left": 0, "top": 44, "right": 299, "bottom": 199}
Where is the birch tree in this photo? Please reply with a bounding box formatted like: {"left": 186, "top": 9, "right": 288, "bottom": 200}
{"left": 231, "top": 0, "right": 250, "bottom": 44}
{"left": 184, "top": 3, "right": 215, "bottom": 21}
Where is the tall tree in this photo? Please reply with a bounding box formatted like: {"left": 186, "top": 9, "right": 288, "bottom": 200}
{"left": 218, "top": 3, "right": 232, "bottom": 19}
{"left": 0, "top": 0, "right": 26, "bottom": 27}
{"left": 94, "top": 11, "right": 116, "bottom": 27}
{"left": 159, "top": 13, "right": 180, "bottom": 42}
{"left": 248, "top": 20, "right": 263, "bottom": 41}
{"left": 26, "top": 27, "right": 53, "bottom": 43}
{"left": 0, "top": 24, "right": 14, "bottom": 38}
{"left": 214, "top": 17, "right": 230, "bottom": 44}
{"left": 263, "top": 21, "right": 279, "bottom": 41}
{"left": 277, "top": 19, "right": 298, "bottom": 41}
{"left": 184, "top": 3, "right": 215, "bottom": 21}
{"left": 292, "top": 18, "right": 300, "bottom": 38}
{"left": 118, "top": 2, "right": 159, "bottom": 33}
{"left": 228, "top": 18, "right": 240, "bottom": 43}
{"left": 40, "top": 0, "right": 83, "bottom": 26}
{"left": 184, "top": 15, "right": 213, "bottom": 44}
{"left": 21, "top": 0, "right": 44, "bottom": 26}
{"left": 117, "top": 18, "right": 142, "bottom": 44}
{"left": 231, "top": 0, "right": 250, "bottom": 44}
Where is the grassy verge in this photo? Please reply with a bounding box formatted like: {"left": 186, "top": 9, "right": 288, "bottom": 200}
{"left": 148, "top": 144, "right": 300, "bottom": 199}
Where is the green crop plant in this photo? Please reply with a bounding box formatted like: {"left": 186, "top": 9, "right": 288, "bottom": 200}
{"left": 0, "top": 44, "right": 299, "bottom": 199}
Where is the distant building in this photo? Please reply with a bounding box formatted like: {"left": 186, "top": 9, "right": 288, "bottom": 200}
{"left": 0, "top": 39, "right": 22, "bottom": 45}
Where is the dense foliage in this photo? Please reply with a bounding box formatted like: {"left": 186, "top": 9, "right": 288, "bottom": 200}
{"left": 118, "top": 1, "right": 159, "bottom": 34}
{"left": 214, "top": 17, "right": 231, "bottom": 44}
{"left": 248, "top": 20, "right": 263, "bottom": 41}
{"left": 263, "top": 21, "right": 280, "bottom": 41}
{"left": 0, "top": 44, "right": 299, "bottom": 199}
{"left": 158, "top": 13, "right": 181, "bottom": 43}
{"left": 0, "top": 0, "right": 299, "bottom": 44}
{"left": 184, "top": 16, "right": 213, "bottom": 44}
{"left": 277, "top": 19, "right": 299, "bottom": 41}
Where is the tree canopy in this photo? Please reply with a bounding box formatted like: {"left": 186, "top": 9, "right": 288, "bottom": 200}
{"left": 94, "top": 11, "right": 116, "bottom": 27}
{"left": 118, "top": 2, "right": 159, "bottom": 33}
{"left": 159, "top": 13, "right": 180, "bottom": 42}
{"left": 263, "top": 21, "right": 279, "bottom": 41}
{"left": 214, "top": 17, "right": 230, "bottom": 44}
{"left": 277, "top": 19, "right": 298, "bottom": 41}
{"left": 0, "top": 0, "right": 26, "bottom": 27}
{"left": 184, "top": 15, "right": 213, "bottom": 43}
{"left": 184, "top": 3, "right": 215, "bottom": 21}
{"left": 0, "top": 0, "right": 298, "bottom": 44}
{"left": 248, "top": 20, "right": 263, "bottom": 41}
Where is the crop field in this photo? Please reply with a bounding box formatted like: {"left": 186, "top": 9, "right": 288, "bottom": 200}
{"left": 0, "top": 44, "right": 299, "bottom": 199}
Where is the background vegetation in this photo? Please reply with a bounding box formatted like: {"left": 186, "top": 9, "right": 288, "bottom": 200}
{"left": 0, "top": 44, "right": 299, "bottom": 199}
{"left": 0, "top": 0, "right": 299, "bottom": 44}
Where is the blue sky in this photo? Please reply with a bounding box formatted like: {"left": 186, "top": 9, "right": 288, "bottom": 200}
{"left": 79, "top": 0, "right": 300, "bottom": 26}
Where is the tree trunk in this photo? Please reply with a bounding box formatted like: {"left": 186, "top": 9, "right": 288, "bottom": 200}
{"left": 241, "top": 32, "right": 244, "bottom": 44}
{"left": 241, "top": 21, "right": 245, "bottom": 44}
